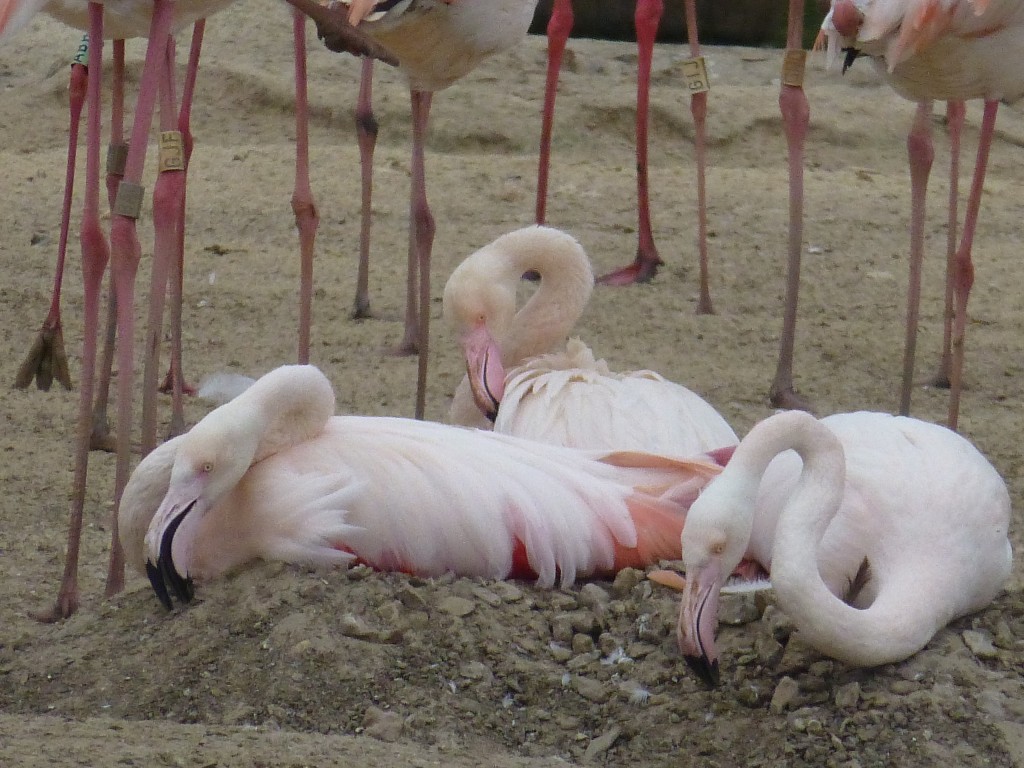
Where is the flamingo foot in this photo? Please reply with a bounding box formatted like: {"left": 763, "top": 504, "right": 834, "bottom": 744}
{"left": 89, "top": 416, "right": 117, "bottom": 453}
{"left": 768, "top": 385, "right": 814, "bottom": 413}
{"left": 29, "top": 590, "right": 79, "bottom": 623}
{"left": 158, "top": 367, "right": 197, "bottom": 397}
{"left": 14, "top": 321, "right": 73, "bottom": 391}
{"left": 351, "top": 298, "right": 373, "bottom": 320}
{"left": 387, "top": 340, "right": 419, "bottom": 357}
{"left": 596, "top": 253, "right": 664, "bottom": 286}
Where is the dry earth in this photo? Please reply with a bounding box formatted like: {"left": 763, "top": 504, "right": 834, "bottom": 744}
{"left": 0, "top": 3, "right": 1022, "bottom": 766}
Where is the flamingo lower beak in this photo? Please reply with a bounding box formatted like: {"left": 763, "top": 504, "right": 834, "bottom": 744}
{"left": 678, "top": 564, "right": 723, "bottom": 688}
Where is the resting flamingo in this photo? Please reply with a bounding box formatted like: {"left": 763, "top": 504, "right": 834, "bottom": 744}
{"left": 118, "top": 364, "right": 724, "bottom": 608}
{"left": 443, "top": 226, "right": 737, "bottom": 456}
{"left": 536, "top": 0, "right": 712, "bottom": 303}
{"left": 675, "top": 409, "right": 1012, "bottom": 687}
{"left": 338, "top": 0, "right": 539, "bottom": 420}
{"left": 1, "top": 0, "right": 394, "bottom": 621}
{"left": 820, "top": 0, "right": 1024, "bottom": 428}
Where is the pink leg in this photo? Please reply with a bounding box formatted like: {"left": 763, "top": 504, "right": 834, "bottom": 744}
{"left": 930, "top": 100, "right": 965, "bottom": 388}
{"left": 353, "top": 57, "right": 377, "bottom": 319}
{"left": 293, "top": 10, "right": 319, "bottom": 364}
{"left": 684, "top": 0, "right": 712, "bottom": 314}
{"left": 899, "top": 101, "right": 935, "bottom": 415}
{"left": 535, "top": 0, "right": 573, "bottom": 225}
{"left": 393, "top": 90, "right": 435, "bottom": 359}
{"left": 597, "top": 0, "right": 665, "bottom": 286}
{"left": 105, "top": 0, "right": 178, "bottom": 598}
{"left": 410, "top": 89, "right": 435, "bottom": 418}
{"left": 35, "top": 5, "right": 109, "bottom": 622}
{"left": 159, "top": 20, "right": 205, "bottom": 440}
{"left": 140, "top": 35, "right": 187, "bottom": 460}
{"left": 14, "top": 39, "right": 87, "bottom": 392}
{"left": 90, "top": 38, "right": 127, "bottom": 455}
{"left": 947, "top": 100, "right": 997, "bottom": 430}
{"left": 768, "top": 0, "right": 813, "bottom": 412}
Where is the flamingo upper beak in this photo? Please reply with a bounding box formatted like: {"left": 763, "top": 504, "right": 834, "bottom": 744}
{"left": 678, "top": 562, "right": 723, "bottom": 688}
{"left": 144, "top": 475, "right": 207, "bottom": 610}
{"left": 460, "top": 324, "right": 505, "bottom": 422}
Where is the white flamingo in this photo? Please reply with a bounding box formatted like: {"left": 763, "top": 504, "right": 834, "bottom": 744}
{"left": 820, "top": 0, "right": 1024, "bottom": 427}
{"left": 119, "top": 364, "right": 723, "bottom": 608}
{"left": 443, "top": 226, "right": 737, "bottom": 456}
{"left": 676, "top": 409, "right": 1012, "bottom": 686}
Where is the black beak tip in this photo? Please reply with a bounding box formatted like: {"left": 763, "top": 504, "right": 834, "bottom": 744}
{"left": 146, "top": 559, "right": 173, "bottom": 611}
{"left": 684, "top": 654, "right": 721, "bottom": 688}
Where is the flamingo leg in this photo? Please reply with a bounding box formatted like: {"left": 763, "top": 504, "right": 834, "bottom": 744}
{"left": 930, "top": 100, "right": 965, "bottom": 389}
{"left": 410, "top": 89, "right": 435, "bottom": 419}
{"left": 292, "top": 10, "right": 319, "bottom": 364}
{"left": 683, "top": 0, "right": 713, "bottom": 314}
{"left": 596, "top": 0, "right": 665, "bottom": 286}
{"left": 768, "top": 0, "right": 813, "bottom": 412}
{"left": 899, "top": 101, "right": 935, "bottom": 415}
{"left": 159, "top": 20, "right": 206, "bottom": 441}
{"left": 90, "top": 38, "right": 127, "bottom": 455}
{"left": 35, "top": 4, "right": 109, "bottom": 622}
{"left": 105, "top": 0, "right": 178, "bottom": 598}
{"left": 353, "top": 57, "right": 377, "bottom": 319}
{"left": 535, "top": 0, "right": 573, "bottom": 225}
{"left": 947, "top": 100, "right": 997, "bottom": 430}
{"left": 14, "top": 40, "right": 87, "bottom": 392}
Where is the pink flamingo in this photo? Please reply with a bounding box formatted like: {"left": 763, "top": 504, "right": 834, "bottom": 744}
{"left": 118, "top": 365, "right": 723, "bottom": 607}
{"left": 338, "top": 0, "right": 539, "bottom": 420}
{"left": 536, "top": 0, "right": 713, "bottom": 306}
{"left": 820, "top": 0, "right": 1024, "bottom": 428}
{"left": 1, "top": 0, "right": 394, "bottom": 621}
{"left": 676, "top": 409, "right": 1011, "bottom": 686}
{"left": 443, "top": 226, "right": 738, "bottom": 455}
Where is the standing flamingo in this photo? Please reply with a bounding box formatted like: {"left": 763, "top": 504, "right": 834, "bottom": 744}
{"left": 443, "top": 226, "right": 737, "bottom": 455}
{"left": 118, "top": 365, "right": 723, "bottom": 607}
{"left": 536, "top": 0, "right": 712, "bottom": 305}
{"left": 676, "top": 410, "right": 1011, "bottom": 687}
{"left": 820, "top": 0, "right": 1024, "bottom": 428}
{"left": 338, "top": 0, "right": 539, "bottom": 421}
{"left": 1, "top": 0, "right": 395, "bottom": 621}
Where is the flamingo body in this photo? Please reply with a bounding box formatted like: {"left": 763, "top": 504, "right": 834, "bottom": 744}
{"left": 0, "top": 0, "right": 233, "bottom": 39}
{"left": 678, "top": 410, "right": 1011, "bottom": 685}
{"left": 444, "top": 226, "right": 737, "bottom": 455}
{"left": 121, "top": 365, "right": 723, "bottom": 607}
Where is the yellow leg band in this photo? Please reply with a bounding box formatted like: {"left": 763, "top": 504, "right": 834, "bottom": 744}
{"left": 681, "top": 56, "right": 710, "bottom": 94}
{"left": 782, "top": 49, "right": 807, "bottom": 88}
{"left": 158, "top": 131, "right": 185, "bottom": 173}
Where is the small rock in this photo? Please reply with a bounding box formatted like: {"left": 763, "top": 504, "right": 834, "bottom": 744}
{"left": 834, "top": 681, "right": 861, "bottom": 709}
{"left": 572, "top": 633, "right": 596, "bottom": 654}
{"left": 471, "top": 586, "right": 502, "bottom": 607}
{"left": 438, "top": 596, "right": 475, "bottom": 618}
{"left": 572, "top": 676, "right": 609, "bottom": 703}
{"left": 611, "top": 568, "right": 643, "bottom": 597}
{"left": 578, "top": 583, "right": 610, "bottom": 609}
{"left": 992, "top": 619, "right": 1015, "bottom": 649}
{"left": 770, "top": 675, "right": 800, "bottom": 714}
{"left": 583, "top": 725, "right": 621, "bottom": 763}
{"left": 551, "top": 593, "right": 578, "bottom": 611}
{"left": 363, "top": 706, "right": 404, "bottom": 742}
{"left": 459, "top": 661, "right": 493, "bottom": 682}
{"left": 339, "top": 613, "right": 378, "bottom": 641}
{"left": 962, "top": 629, "right": 998, "bottom": 659}
{"left": 719, "top": 592, "right": 760, "bottom": 625}
{"left": 490, "top": 582, "right": 524, "bottom": 602}
{"left": 754, "top": 635, "right": 785, "bottom": 666}
{"left": 395, "top": 585, "right": 428, "bottom": 612}
{"left": 735, "top": 683, "right": 762, "bottom": 708}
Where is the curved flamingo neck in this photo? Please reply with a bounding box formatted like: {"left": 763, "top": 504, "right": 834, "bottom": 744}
{"left": 496, "top": 229, "right": 594, "bottom": 366}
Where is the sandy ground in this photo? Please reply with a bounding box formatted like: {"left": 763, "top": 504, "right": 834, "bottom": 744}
{"left": 1, "top": 3, "right": 1023, "bottom": 766}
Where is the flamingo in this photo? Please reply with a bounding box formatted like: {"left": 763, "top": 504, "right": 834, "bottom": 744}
{"left": 675, "top": 409, "right": 1012, "bottom": 687}
{"left": 1, "top": 0, "right": 394, "bottom": 621}
{"left": 337, "top": 0, "right": 539, "bottom": 421}
{"left": 443, "top": 226, "right": 737, "bottom": 456}
{"left": 820, "top": 0, "right": 1024, "bottom": 429}
{"left": 118, "top": 364, "right": 724, "bottom": 608}
{"left": 536, "top": 0, "right": 713, "bottom": 303}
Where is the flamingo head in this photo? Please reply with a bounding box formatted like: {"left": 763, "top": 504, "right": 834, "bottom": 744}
{"left": 458, "top": 323, "right": 506, "bottom": 421}
{"left": 144, "top": 407, "right": 261, "bottom": 609}
{"left": 677, "top": 477, "right": 755, "bottom": 687}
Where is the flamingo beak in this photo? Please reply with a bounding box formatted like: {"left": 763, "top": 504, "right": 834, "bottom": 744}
{"left": 678, "top": 562, "right": 723, "bottom": 688}
{"left": 144, "top": 477, "right": 206, "bottom": 610}
{"left": 460, "top": 324, "right": 505, "bottom": 422}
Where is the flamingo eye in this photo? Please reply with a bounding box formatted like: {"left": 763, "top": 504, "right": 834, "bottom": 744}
{"left": 711, "top": 542, "right": 725, "bottom": 556}
{"left": 202, "top": 461, "right": 214, "bottom": 473}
